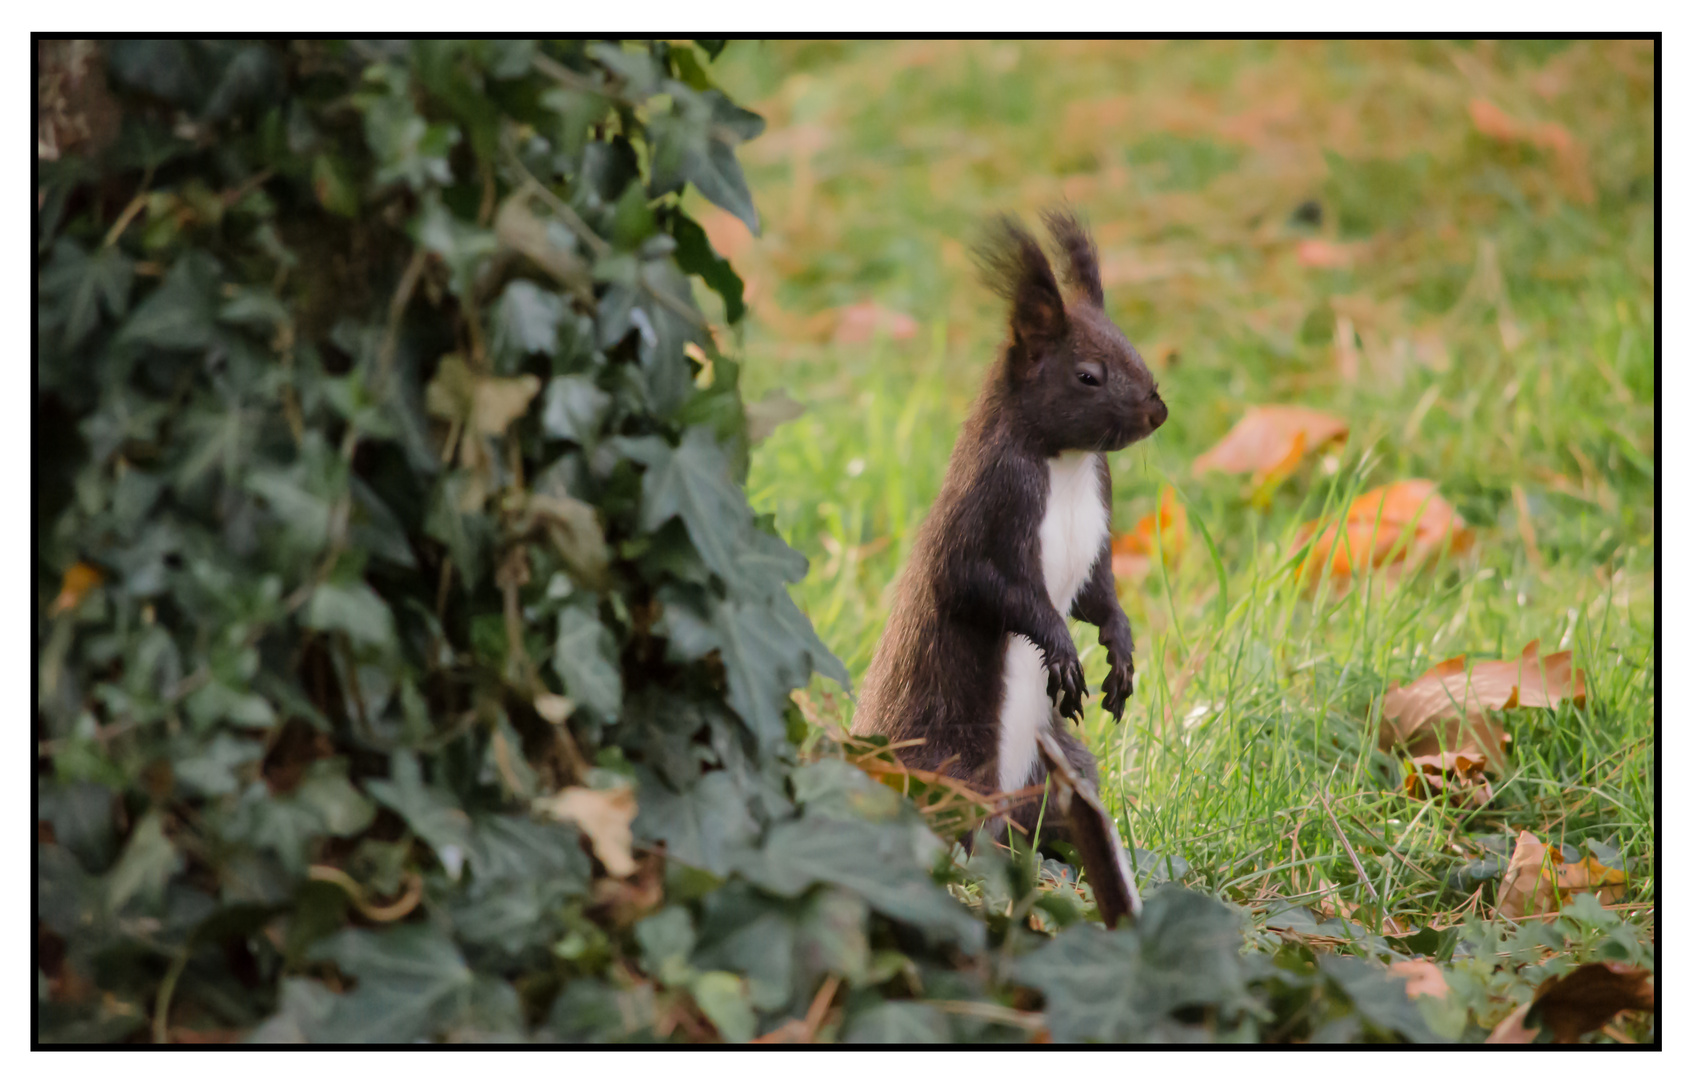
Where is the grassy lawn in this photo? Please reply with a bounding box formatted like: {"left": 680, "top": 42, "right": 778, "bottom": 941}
{"left": 701, "top": 39, "right": 1653, "bottom": 1010}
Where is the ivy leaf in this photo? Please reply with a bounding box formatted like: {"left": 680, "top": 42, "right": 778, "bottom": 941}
{"left": 737, "top": 815, "right": 983, "bottom": 950}
{"left": 547, "top": 980, "right": 655, "bottom": 1043}
{"left": 248, "top": 977, "right": 339, "bottom": 1043}
{"left": 633, "top": 426, "right": 751, "bottom": 586}
{"left": 1011, "top": 887, "right": 1252, "bottom": 1042}
{"left": 366, "top": 751, "right": 473, "bottom": 876}
{"left": 307, "top": 924, "right": 475, "bottom": 1043}
{"left": 175, "top": 734, "right": 265, "bottom": 797}
{"left": 414, "top": 196, "right": 497, "bottom": 296}
{"left": 222, "top": 761, "right": 375, "bottom": 874}
{"left": 540, "top": 374, "right": 613, "bottom": 447}
{"left": 1318, "top": 955, "right": 1440, "bottom": 1042}
{"left": 363, "top": 87, "right": 459, "bottom": 190}
{"left": 118, "top": 251, "right": 218, "bottom": 352}
{"left": 303, "top": 580, "right": 396, "bottom": 651}
{"left": 633, "top": 769, "right": 759, "bottom": 876}
{"left": 492, "top": 280, "right": 565, "bottom": 369}
{"left": 845, "top": 1002, "right": 950, "bottom": 1043}
{"left": 672, "top": 211, "right": 745, "bottom": 323}
{"left": 692, "top": 972, "right": 755, "bottom": 1043}
{"left": 649, "top": 85, "right": 765, "bottom": 235}
{"left": 106, "top": 811, "right": 182, "bottom": 913}
{"left": 712, "top": 593, "right": 850, "bottom": 749}
{"left": 39, "top": 239, "right": 135, "bottom": 352}
{"left": 552, "top": 606, "right": 622, "bottom": 722}
{"left": 466, "top": 813, "right": 591, "bottom": 891}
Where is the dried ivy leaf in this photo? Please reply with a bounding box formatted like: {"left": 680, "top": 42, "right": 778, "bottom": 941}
{"left": 536, "top": 784, "right": 636, "bottom": 878}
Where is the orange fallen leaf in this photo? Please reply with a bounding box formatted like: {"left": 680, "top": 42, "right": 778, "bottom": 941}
{"left": 1403, "top": 750, "right": 1494, "bottom": 809}
{"left": 1379, "top": 640, "right": 1585, "bottom": 767}
{"left": 1296, "top": 479, "right": 1472, "bottom": 585}
{"left": 831, "top": 302, "right": 919, "bottom": 345}
{"left": 1389, "top": 959, "right": 1450, "bottom": 1001}
{"left": 1111, "top": 486, "right": 1187, "bottom": 583}
{"left": 51, "top": 561, "right": 104, "bottom": 615}
{"left": 1193, "top": 405, "right": 1348, "bottom": 490}
{"left": 1296, "top": 239, "right": 1357, "bottom": 269}
{"left": 1497, "top": 829, "right": 1562, "bottom": 920}
{"left": 1486, "top": 962, "right": 1654, "bottom": 1044}
{"left": 1468, "top": 97, "right": 1594, "bottom": 204}
{"left": 695, "top": 205, "right": 755, "bottom": 262}
{"left": 1557, "top": 852, "right": 1627, "bottom": 906}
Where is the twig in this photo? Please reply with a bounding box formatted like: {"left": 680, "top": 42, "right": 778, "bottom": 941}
{"left": 927, "top": 1000, "right": 1048, "bottom": 1032}
{"left": 152, "top": 946, "right": 190, "bottom": 1044}
{"left": 1320, "top": 789, "right": 1379, "bottom": 904}
{"left": 308, "top": 865, "right": 425, "bottom": 922}
{"left": 803, "top": 974, "right": 841, "bottom": 1040}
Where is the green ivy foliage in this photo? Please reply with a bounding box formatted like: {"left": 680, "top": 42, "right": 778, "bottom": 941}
{"left": 37, "top": 39, "right": 1441, "bottom": 1044}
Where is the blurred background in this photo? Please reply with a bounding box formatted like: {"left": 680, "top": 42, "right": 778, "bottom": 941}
{"left": 691, "top": 40, "right": 1654, "bottom": 913}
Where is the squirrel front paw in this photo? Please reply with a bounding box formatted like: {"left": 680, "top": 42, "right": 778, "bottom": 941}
{"left": 1042, "top": 638, "right": 1087, "bottom": 721}
{"left": 1099, "top": 616, "right": 1135, "bottom": 720}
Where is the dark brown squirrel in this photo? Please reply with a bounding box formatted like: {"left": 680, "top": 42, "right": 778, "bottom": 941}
{"left": 850, "top": 209, "right": 1167, "bottom": 844}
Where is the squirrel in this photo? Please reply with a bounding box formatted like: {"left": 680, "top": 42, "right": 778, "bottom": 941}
{"left": 850, "top": 209, "right": 1167, "bottom": 846}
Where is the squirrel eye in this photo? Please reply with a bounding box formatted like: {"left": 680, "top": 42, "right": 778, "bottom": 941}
{"left": 1077, "top": 371, "right": 1100, "bottom": 387}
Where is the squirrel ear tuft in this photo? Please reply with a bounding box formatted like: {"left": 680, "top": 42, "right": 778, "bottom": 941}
{"left": 1042, "top": 207, "right": 1104, "bottom": 307}
{"left": 974, "top": 215, "right": 1067, "bottom": 363}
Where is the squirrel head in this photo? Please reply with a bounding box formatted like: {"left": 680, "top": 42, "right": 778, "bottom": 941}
{"left": 975, "top": 209, "right": 1166, "bottom": 456}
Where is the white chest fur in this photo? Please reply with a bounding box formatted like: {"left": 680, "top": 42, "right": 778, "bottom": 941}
{"left": 997, "top": 452, "right": 1108, "bottom": 794}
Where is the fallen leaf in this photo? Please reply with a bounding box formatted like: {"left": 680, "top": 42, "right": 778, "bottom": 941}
{"left": 695, "top": 205, "right": 755, "bottom": 262}
{"left": 1296, "top": 239, "right": 1358, "bottom": 269}
{"left": 1297, "top": 479, "right": 1472, "bottom": 585}
{"left": 52, "top": 561, "right": 104, "bottom": 614}
{"left": 1403, "top": 750, "right": 1494, "bottom": 809}
{"left": 1111, "top": 486, "right": 1188, "bottom": 583}
{"left": 1486, "top": 962, "right": 1653, "bottom": 1044}
{"left": 745, "top": 387, "right": 806, "bottom": 443}
{"left": 1557, "top": 852, "right": 1627, "bottom": 906}
{"left": 1389, "top": 959, "right": 1450, "bottom": 1001}
{"left": 1468, "top": 98, "right": 1594, "bottom": 204}
{"left": 1380, "top": 641, "right": 1585, "bottom": 766}
{"left": 1192, "top": 405, "right": 1348, "bottom": 489}
{"left": 830, "top": 301, "right": 918, "bottom": 345}
{"left": 1497, "top": 829, "right": 1562, "bottom": 920}
{"left": 537, "top": 785, "right": 637, "bottom": 878}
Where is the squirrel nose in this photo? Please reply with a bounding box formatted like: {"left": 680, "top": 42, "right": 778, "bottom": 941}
{"left": 1147, "top": 394, "right": 1168, "bottom": 431}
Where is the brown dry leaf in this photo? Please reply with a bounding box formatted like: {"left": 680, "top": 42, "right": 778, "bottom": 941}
{"left": 1110, "top": 486, "right": 1188, "bottom": 583}
{"left": 472, "top": 373, "right": 541, "bottom": 436}
{"left": 1497, "top": 829, "right": 1563, "bottom": 920}
{"left": 1468, "top": 97, "right": 1594, "bottom": 204}
{"left": 1380, "top": 640, "right": 1585, "bottom": 766}
{"left": 1557, "top": 852, "right": 1627, "bottom": 906}
{"left": 1403, "top": 750, "right": 1494, "bottom": 809}
{"left": 1192, "top": 404, "right": 1348, "bottom": 489}
{"left": 1297, "top": 479, "right": 1473, "bottom": 587}
{"left": 51, "top": 561, "right": 104, "bottom": 615}
{"left": 1486, "top": 962, "right": 1654, "bottom": 1044}
{"left": 537, "top": 785, "right": 637, "bottom": 878}
{"left": 831, "top": 301, "right": 918, "bottom": 345}
{"left": 1389, "top": 959, "right": 1450, "bottom": 1001}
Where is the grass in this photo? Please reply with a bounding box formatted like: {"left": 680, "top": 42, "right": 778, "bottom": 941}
{"left": 701, "top": 39, "right": 1654, "bottom": 985}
